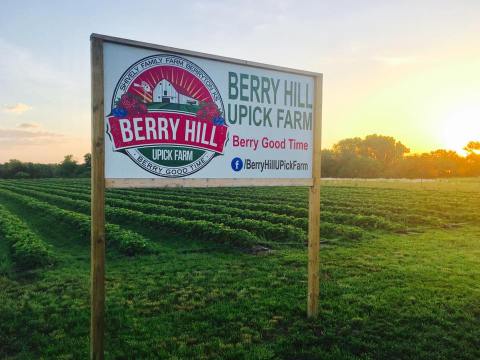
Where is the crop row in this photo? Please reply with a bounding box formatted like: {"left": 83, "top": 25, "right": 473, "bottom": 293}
{"left": 16, "top": 180, "right": 468, "bottom": 229}
{"left": 106, "top": 189, "right": 448, "bottom": 229}
{"left": 0, "top": 185, "right": 261, "bottom": 248}
{"left": 23, "top": 179, "right": 311, "bottom": 212}
{"left": 0, "top": 203, "right": 55, "bottom": 270}
{"left": 27, "top": 179, "right": 457, "bottom": 215}
{"left": 30, "top": 179, "right": 308, "bottom": 204}
{"left": 23, "top": 180, "right": 480, "bottom": 225}
{"left": 20, "top": 181, "right": 310, "bottom": 218}
{"left": 13, "top": 184, "right": 412, "bottom": 232}
{"left": 180, "top": 185, "right": 480, "bottom": 213}
{"left": 5, "top": 184, "right": 370, "bottom": 244}
{"left": 114, "top": 188, "right": 308, "bottom": 218}
{"left": 113, "top": 187, "right": 479, "bottom": 221}
{"left": 325, "top": 203, "right": 443, "bottom": 227}
{"left": 27, "top": 178, "right": 480, "bottom": 206}
{"left": 0, "top": 188, "right": 151, "bottom": 255}
{"left": 13, "top": 182, "right": 309, "bottom": 229}
{"left": 11, "top": 182, "right": 395, "bottom": 233}
{"left": 109, "top": 191, "right": 397, "bottom": 232}
{"left": 59, "top": 186, "right": 306, "bottom": 243}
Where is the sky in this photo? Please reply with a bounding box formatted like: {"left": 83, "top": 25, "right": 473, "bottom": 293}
{"left": 0, "top": 0, "right": 479, "bottom": 163}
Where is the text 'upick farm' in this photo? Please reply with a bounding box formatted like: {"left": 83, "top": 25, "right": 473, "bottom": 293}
{"left": 227, "top": 72, "right": 313, "bottom": 130}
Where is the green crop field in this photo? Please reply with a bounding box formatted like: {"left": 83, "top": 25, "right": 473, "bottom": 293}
{"left": 0, "top": 178, "right": 479, "bottom": 359}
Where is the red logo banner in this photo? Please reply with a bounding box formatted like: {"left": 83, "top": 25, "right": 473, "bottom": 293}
{"left": 107, "top": 112, "right": 228, "bottom": 154}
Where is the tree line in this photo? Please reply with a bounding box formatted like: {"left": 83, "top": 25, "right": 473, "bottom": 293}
{"left": 0, "top": 154, "right": 91, "bottom": 179}
{"left": 322, "top": 135, "right": 480, "bottom": 178}
{"left": 1, "top": 135, "right": 479, "bottom": 179}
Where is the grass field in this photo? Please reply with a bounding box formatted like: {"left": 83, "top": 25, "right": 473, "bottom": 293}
{"left": 0, "top": 178, "right": 479, "bottom": 359}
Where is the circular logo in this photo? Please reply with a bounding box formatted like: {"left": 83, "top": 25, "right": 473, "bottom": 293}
{"left": 231, "top": 157, "right": 243, "bottom": 172}
{"left": 107, "top": 54, "right": 229, "bottom": 177}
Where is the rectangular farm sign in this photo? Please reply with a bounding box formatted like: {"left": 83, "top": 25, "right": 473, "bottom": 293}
{"left": 103, "top": 41, "right": 317, "bottom": 179}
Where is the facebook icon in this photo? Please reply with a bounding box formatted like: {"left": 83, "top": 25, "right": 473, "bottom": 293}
{"left": 231, "top": 157, "right": 243, "bottom": 171}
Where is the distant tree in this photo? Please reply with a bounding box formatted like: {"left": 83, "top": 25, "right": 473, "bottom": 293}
{"left": 76, "top": 153, "right": 92, "bottom": 178}
{"left": 359, "top": 134, "right": 410, "bottom": 167}
{"left": 34, "top": 163, "right": 57, "bottom": 178}
{"left": 326, "top": 134, "right": 409, "bottom": 178}
{"left": 321, "top": 149, "right": 339, "bottom": 177}
{"left": 464, "top": 141, "right": 480, "bottom": 176}
{"left": 429, "top": 150, "right": 465, "bottom": 177}
{"left": 336, "top": 156, "right": 383, "bottom": 178}
{"left": 13, "top": 171, "right": 30, "bottom": 179}
{"left": 4, "top": 159, "right": 24, "bottom": 178}
{"left": 330, "top": 137, "right": 365, "bottom": 177}
{"left": 83, "top": 153, "right": 92, "bottom": 168}
{"left": 332, "top": 137, "right": 363, "bottom": 158}
{"left": 0, "top": 156, "right": 79, "bottom": 178}
{"left": 464, "top": 141, "right": 480, "bottom": 155}
{"left": 58, "top": 155, "right": 78, "bottom": 178}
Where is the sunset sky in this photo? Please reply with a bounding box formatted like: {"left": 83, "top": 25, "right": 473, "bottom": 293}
{"left": 1, "top": 0, "right": 479, "bottom": 163}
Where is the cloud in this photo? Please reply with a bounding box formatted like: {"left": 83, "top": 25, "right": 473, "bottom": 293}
{"left": 0, "top": 128, "right": 62, "bottom": 139}
{"left": 18, "top": 122, "right": 40, "bottom": 129}
{"left": 0, "top": 128, "right": 64, "bottom": 146}
{"left": 0, "top": 126, "right": 88, "bottom": 162}
{"left": 3, "top": 103, "right": 32, "bottom": 114}
{"left": 372, "top": 56, "right": 418, "bottom": 66}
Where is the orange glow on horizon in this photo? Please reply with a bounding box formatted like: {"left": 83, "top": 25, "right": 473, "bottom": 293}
{"left": 437, "top": 103, "right": 480, "bottom": 155}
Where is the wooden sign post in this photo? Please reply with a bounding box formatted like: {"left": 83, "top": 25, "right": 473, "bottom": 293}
{"left": 308, "top": 75, "right": 322, "bottom": 317}
{"left": 90, "top": 33, "right": 322, "bottom": 359}
{"left": 90, "top": 37, "right": 106, "bottom": 360}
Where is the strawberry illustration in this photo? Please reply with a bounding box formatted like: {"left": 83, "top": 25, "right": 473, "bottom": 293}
{"left": 117, "top": 93, "right": 147, "bottom": 116}
{"left": 196, "top": 102, "right": 220, "bottom": 122}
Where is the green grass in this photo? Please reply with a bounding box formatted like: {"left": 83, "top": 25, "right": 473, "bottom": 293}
{"left": 0, "top": 179, "right": 479, "bottom": 359}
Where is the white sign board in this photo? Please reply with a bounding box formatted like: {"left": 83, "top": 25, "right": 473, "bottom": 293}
{"left": 103, "top": 40, "right": 318, "bottom": 180}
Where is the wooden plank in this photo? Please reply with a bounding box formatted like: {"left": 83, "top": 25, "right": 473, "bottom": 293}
{"left": 91, "top": 33, "right": 322, "bottom": 77}
{"left": 307, "top": 74, "right": 323, "bottom": 318}
{"left": 90, "top": 37, "right": 105, "bottom": 360}
{"left": 105, "top": 178, "right": 313, "bottom": 189}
